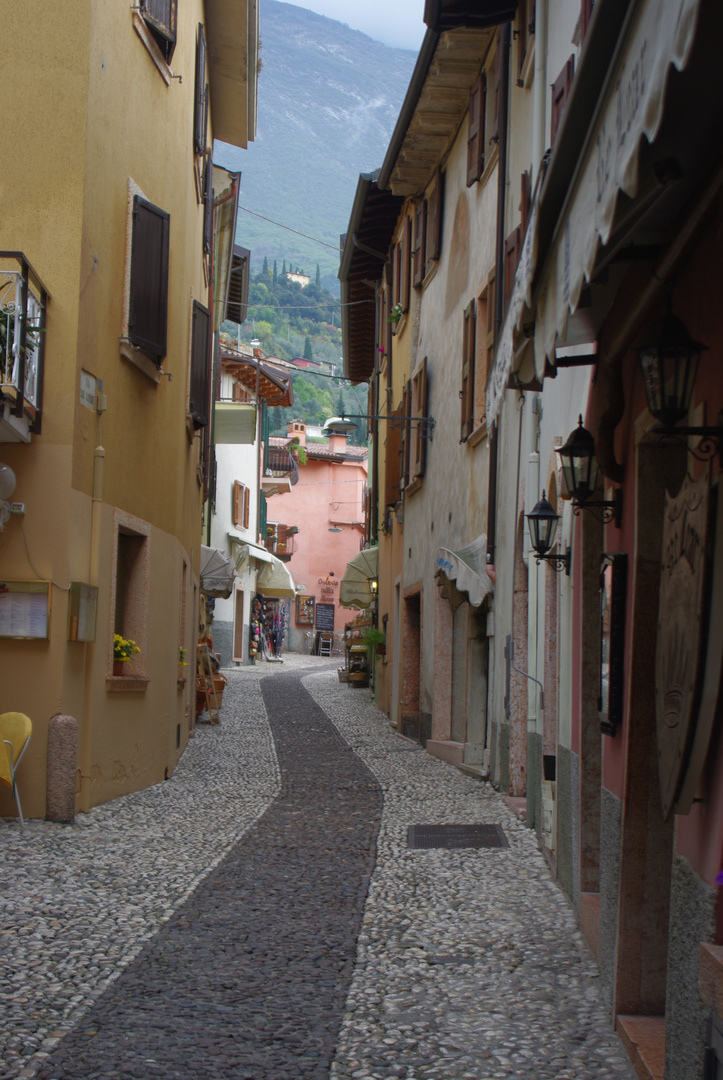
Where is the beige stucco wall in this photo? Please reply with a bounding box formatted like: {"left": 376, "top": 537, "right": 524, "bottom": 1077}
{"left": 1, "top": 0, "right": 214, "bottom": 816}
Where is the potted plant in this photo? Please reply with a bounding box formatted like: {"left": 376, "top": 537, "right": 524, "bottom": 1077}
{"left": 113, "top": 634, "right": 140, "bottom": 676}
{"left": 362, "top": 626, "right": 386, "bottom": 656}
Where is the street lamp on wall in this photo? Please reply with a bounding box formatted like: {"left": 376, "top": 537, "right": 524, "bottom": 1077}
{"left": 324, "top": 413, "right": 436, "bottom": 442}
{"left": 556, "top": 417, "right": 623, "bottom": 526}
{"left": 634, "top": 303, "right": 722, "bottom": 462}
{"left": 526, "top": 491, "right": 571, "bottom": 574}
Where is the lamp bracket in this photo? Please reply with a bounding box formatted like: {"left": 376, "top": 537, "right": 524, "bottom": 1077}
{"left": 534, "top": 547, "right": 571, "bottom": 575}
{"left": 652, "top": 419, "right": 723, "bottom": 464}
{"left": 340, "top": 413, "right": 436, "bottom": 441}
{"left": 572, "top": 488, "right": 622, "bottom": 527}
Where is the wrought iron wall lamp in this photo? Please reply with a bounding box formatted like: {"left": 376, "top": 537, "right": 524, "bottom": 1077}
{"left": 634, "top": 302, "right": 722, "bottom": 463}
{"left": 556, "top": 417, "right": 623, "bottom": 526}
{"left": 526, "top": 491, "right": 571, "bottom": 574}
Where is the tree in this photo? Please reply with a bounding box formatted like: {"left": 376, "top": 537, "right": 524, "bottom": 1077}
{"left": 336, "top": 389, "right": 345, "bottom": 416}
{"left": 273, "top": 260, "right": 278, "bottom": 284}
{"left": 262, "top": 256, "right": 269, "bottom": 277}
{"left": 316, "top": 263, "right": 321, "bottom": 286}
{"left": 304, "top": 335, "right": 313, "bottom": 361}
{"left": 282, "top": 259, "right": 287, "bottom": 277}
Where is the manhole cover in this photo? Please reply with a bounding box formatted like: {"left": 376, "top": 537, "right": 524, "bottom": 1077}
{"left": 407, "top": 823, "right": 509, "bottom": 850}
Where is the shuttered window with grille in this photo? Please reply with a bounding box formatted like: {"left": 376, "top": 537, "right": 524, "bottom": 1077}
{"left": 128, "top": 195, "right": 170, "bottom": 361}
{"left": 460, "top": 302, "right": 476, "bottom": 442}
{"left": 139, "top": 0, "right": 177, "bottom": 63}
{"left": 194, "top": 25, "right": 208, "bottom": 155}
{"left": 188, "top": 300, "right": 211, "bottom": 429}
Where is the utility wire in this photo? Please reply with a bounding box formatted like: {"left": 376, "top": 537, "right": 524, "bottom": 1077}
{"left": 237, "top": 204, "right": 342, "bottom": 252}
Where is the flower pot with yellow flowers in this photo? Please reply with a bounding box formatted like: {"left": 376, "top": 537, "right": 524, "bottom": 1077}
{"left": 113, "top": 634, "right": 140, "bottom": 676}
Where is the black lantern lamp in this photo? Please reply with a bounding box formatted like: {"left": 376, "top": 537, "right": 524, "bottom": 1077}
{"left": 635, "top": 304, "right": 722, "bottom": 462}
{"left": 526, "top": 491, "right": 571, "bottom": 574}
{"left": 556, "top": 416, "right": 622, "bottom": 526}
{"left": 368, "top": 577, "right": 378, "bottom": 596}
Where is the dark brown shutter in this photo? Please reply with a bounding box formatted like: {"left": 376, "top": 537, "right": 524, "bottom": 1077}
{"left": 551, "top": 56, "right": 575, "bottom": 144}
{"left": 413, "top": 200, "right": 427, "bottom": 287}
{"left": 460, "top": 302, "right": 476, "bottom": 442}
{"left": 189, "top": 300, "right": 211, "bottom": 429}
{"left": 233, "top": 481, "right": 241, "bottom": 526}
{"left": 384, "top": 407, "right": 403, "bottom": 507}
{"left": 520, "top": 169, "right": 532, "bottom": 236}
{"left": 140, "top": 0, "right": 177, "bottom": 63}
{"left": 385, "top": 275, "right": 394, "bottom": 386}
{"left": 466, "top": 74, "right": 485, "bottom": 186}
{"left": 203, "top": 151, "right": 214, "bottom": 256}
{"left": 413, "top": 357, "right": 428, "bottom": 478}
{"left": 393, "top": 243, "right": 401, "bottom": 309}
{"left": 580, "top": 0, "right": 593, "bottom": 44}
{"left": 428, "top": 167, "right": 444, "bottom": 264}
{"left": 129, "top": 195, "right": 170, "bottom": 360}
{"left": 504, "top": 227, "right": 521, "bottom": 305}
{"left": 194, "top": 26, "right": 207, "bottom": 154}
{"left": 491, "top": 40, "right": 503, "bottom": 143}
{"left": 517, "top": 0, "right": 528, "bottom": 84}
{"left": 401, "top": 216, "right": 412, "bottom": 312}
{"left": 400, "top": 381, "right": 411, "bottom": 490}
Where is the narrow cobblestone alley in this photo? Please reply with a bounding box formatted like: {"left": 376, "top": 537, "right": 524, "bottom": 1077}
{"left": 0, "top": 657, "right": 635, "bottom": 1080}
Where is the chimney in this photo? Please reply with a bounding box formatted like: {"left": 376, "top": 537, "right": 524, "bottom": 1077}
{"left": 327, "top": 431, "right": 348, "bottom": 454}
{"left": 287, "top": 420, "right": 306, "bottom": 446}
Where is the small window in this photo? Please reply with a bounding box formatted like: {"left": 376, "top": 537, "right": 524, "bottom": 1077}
{"left": 401, "top": 215, "right": 412, "bottom": 313}
{"left": 188, "top": 300, "right": 210, "bottom": 429}
{"left": 128, "top": 195, "right": 170, "bottom": 361}
{"left": 233, "top": 481, "right": 250, "bottom": 530}
{"left": 551, "top": 56, "right": 575, "bottom": 144}
{"left": 427, "top": 167, "right": 445, "bottom": 269}
{"left": 460, "top": 301, "right": 476, "bottom": 442}
{"left": 410, "top": 357, "right": 428, "bottom": 481}
{"left": 461, "top": 278, "right": 494, "bottom": 440}
{"left": 139, "top": 0, "right": 177, "bottom": 64}
{"left": 111, "top": 512, "right": 151, "bottom": 680}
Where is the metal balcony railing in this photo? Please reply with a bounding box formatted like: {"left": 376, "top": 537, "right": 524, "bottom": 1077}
{"left": 1, "top": 253, "right": 48, "bottom": 436}
{"left": 264, "top": 525, "right": 297, "bottom": 560}
{"left": 264, "top": 446, "right": 299, "bottom": 484}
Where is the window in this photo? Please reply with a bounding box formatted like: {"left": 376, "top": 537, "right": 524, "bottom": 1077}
{"left": 520, "top": 169, "right": 532, "bottom": 236}
{"left": 128, "top": 195, "right": 170, "bottom": 362}
{"left": 401, "top": 215, "right": 412, "bottom": 312}
{"left": 139, "top": 0, "right": 177, "bottom": 64}
{"left": 551, "top": 56, "right": 575, "bottom": 144}
{"left": 188, "top": 300, "right": 210, "bottom": 429}
{"left": 233, "top": 481, "right": 250, "bottom": 529}
{"left": 504, "top": 226, "right": 521, "bottom": 306}
{"left": 410, "top": 357, "right": 428, "bottom": 481}
{"left": 517, "top": 0, "right": 536, "bottom": 85}
{"left": 194, "top": 25, "right": 208, "bottom": 156}
{"left": 202, "top": 153, "right": 214, "bottom": 257}
{"left": 111, "top": 511, "right": 151, "bottom": 681}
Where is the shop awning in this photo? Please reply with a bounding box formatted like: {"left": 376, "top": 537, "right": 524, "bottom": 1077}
{"left": 200, "top": 545, "right": 236, "bottom": 598}
{"left": 256, "top": 553, "right": 296, "bottom": 598}
{"left": 435, "top": 535, "right": 494, "bottom": 613}
{"left": 533, "top": 0, "right": 702, "bottom": 375}
{"left": 339, "top": 546, "right": 379, "bottom": 609}
{"left": 229, "top": 536, "right": 274, "bottom": 574}
{"left": 214, "top": 401, "right": 257, "bottom": 444}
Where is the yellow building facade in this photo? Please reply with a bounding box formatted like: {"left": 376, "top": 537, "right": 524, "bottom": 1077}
{"left": 1, "top": 0, "right": 258, "bottom": 817}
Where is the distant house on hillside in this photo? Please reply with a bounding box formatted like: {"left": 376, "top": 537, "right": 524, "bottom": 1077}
{"left": 286, "top": 271, "right": 310, "bottom": 288}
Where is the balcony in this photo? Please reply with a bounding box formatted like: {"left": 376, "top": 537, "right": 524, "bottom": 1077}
{"left": 261, "top": 446, "right": 298, "bottom": 497}
{"left": 264, "top": 524, "right": 297, "bottom": 561}
{"left": 0, "top": 253, "right": 48, "bottom": 443}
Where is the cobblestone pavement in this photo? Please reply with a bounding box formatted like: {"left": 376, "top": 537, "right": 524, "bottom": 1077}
{"left": 0, "top": 656, "right": 635, "bottom": 1080}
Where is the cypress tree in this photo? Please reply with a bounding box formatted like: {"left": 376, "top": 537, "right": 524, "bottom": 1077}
{"left": 273, "top": 260, "right": 278, "bottom": 283}
{"left": 282, "top": 259, "right": 287, "bottom": 276}
{"left": 262, "top": 256, "right": 269, "bottom": 277}
{"left": 304, "top": 335, "right": 313, "bottom": 361}
{"left": 316, "top": 263, "right": 321, "bottom": 286}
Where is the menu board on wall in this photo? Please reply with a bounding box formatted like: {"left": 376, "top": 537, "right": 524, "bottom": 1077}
{"left": 0, "top": 581, "right": 51, "bottom": 639}
{"left": 295, "top": 594, "right": 315, "bottom": 625}
{"left": 315, "top": 603, "right": 335, "bottom": 631}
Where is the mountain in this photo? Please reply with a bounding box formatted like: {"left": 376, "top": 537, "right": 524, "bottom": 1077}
{"left": 214, "top": 1, "right": 417, "bottom": 292}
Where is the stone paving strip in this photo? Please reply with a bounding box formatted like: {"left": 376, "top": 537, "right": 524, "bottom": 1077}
{"left": 0, "top": 656, "right": 636, "bottom": 1080}
{"left": 303, "top": 671, "right": 636, "bottom": 1080}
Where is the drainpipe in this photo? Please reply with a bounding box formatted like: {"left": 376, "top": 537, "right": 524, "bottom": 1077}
{"left": 79, "top": 440, "right": 105, "bottom": 812}
{"left": 487, "top": 21, "right": 512, "bottom": 565}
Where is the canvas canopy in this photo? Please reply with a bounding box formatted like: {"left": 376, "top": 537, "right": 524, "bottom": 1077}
{"left": 199, "top": 545, "right": 236, "bottom": 599}
{"left": 435, "top": 535, "right": 494, "bottom": 613}
{"left": 256, "top": 553, "right": 295, "bottom": 598}
{"left": 340, "top": 546, "right": 379, "bottom": 609}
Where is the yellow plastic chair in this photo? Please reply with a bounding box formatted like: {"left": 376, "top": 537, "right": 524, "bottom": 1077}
{"left": 0, "top": 712, "right": 32, "bottom": 826}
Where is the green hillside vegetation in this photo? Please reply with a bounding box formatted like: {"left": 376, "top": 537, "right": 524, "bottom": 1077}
{"left": 221, "top": 264, "right": 369, "bottom": 442}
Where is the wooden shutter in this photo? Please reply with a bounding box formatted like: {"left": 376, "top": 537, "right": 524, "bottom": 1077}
{"left": 491, "top": 41, "right": 503, "bottom": 143}
{"left": 428, "top": 167, "right": 444, "bottom": 265}
{"left": 400, "top": 380, "right": 411, "bottom": 490}
{"left": 194, "top": 26, "right": 207, "bottom": 155}
{"left": 140, "top": 0, "right": 177, "bottom": 63}
{"left": 189, "top": 300, "right": 211, "bottom": 429}
{"left": 413, "top": 357, "right": 428, "bottom": 478}
{"left": 460, "top": 302, "right": 476, "bottom": 442}
{"left": 551, "top": 56, "right": 575, "bottom": 144}
{"left": 203, "top": 151, "right": 214, "bottom": 256}
{"left": 413, "top": 200, "right": 427, "bottom": 287}
{"left": 129, "top": 195, "right": 170, "bottom": 360}
{"left": 393, "top": 243, "right": 401, "bottom": 309}
{"left": 401, "top": 216, "right": 412, "bottom": 312}
{"left": 580, "top": 0, "right": 593, "bottom": 44}
{"left": 233, "top": 481, "right": 242, "bottom": 527}
{"left": 385, "top": 275, "right": 394, "bottom": 386}
{"left": 466, "top": 73, "right": 485, "bottom": 186}
{"left": 504, "top": 227, "right": 521, "bottom": 305}
{"left": 243, "top": 486, "right": 250, "bottom": 529}
{"left": 520, "top": 170, "right": 532, "bottom": 236}
{"left": 384, "top": 407, "right": 403, "bottom": 507}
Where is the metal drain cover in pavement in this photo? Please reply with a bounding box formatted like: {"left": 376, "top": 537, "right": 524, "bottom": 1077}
{"left": 407, "top": 823, "right": 509, "bottom": 850}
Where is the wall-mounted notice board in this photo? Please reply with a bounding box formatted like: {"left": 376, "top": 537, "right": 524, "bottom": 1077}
{"left": 0, "top": 580, "right": 51, "bottom": 639}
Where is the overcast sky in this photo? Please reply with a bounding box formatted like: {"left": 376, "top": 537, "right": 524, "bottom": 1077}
{"left": 281, "top": 0, "right": 427, "bottom": 51}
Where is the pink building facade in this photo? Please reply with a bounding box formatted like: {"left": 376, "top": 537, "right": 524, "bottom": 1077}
{"left": 266, "top": 422, "right": 367, "bottom": 652}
